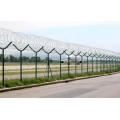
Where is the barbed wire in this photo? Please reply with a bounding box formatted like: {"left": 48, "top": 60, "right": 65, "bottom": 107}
{"left": 0, "top": 28, "right": 119, "bottom": 57}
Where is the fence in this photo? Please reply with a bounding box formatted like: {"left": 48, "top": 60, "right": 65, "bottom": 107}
{"left": 0, "top": 28, "right": 120, "bottom": 86}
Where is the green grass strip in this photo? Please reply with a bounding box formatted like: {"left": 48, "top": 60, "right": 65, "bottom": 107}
{"left": 0, "top": 69, "right": 119, "bottom": 89}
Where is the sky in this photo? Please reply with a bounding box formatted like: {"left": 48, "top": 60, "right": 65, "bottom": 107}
{"left": 0, "top": 0, "right": 120, "bottom": 52}
{"left": 26, "top": 23, "right": 120, "bottom": 52}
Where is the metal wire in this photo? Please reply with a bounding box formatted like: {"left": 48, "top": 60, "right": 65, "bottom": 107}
{"left": 0, "top": 28, "right": 120, "bottom": 87}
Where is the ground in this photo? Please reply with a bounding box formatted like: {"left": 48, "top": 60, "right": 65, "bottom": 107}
{"left": 0, "top": 62, "right": 102, "bottom": 80}
{"left": 0, "top": 73, "right": 120, "bottom": 98}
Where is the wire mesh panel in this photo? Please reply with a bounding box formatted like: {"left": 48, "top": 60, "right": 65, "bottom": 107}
{"left": 0, "top": 28, "right": 120, "bottom": 86}
{"left": 60, "top": 53, "right": 69, "bottom": 77}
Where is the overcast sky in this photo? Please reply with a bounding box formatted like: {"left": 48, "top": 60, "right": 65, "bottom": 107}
{"left": 0, "top": 0, "right": 120, "bottom": 52}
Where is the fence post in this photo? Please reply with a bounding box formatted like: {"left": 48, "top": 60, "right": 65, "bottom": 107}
{"left": 35, "top": 52, "right": 38, "bottom": 79}
{"left": 75, "top": 55, "right": 77, "bottom": 76}
{"left": 54, "top": 49, "right": 66, "bottom": 79}
{"left": 114, "top": 57, "right": 115, "bottom": 71}
{"left": 108, "top": 57, "right": 109, "bottom": 71}
{"left": 29, "top": 46, "right": 43, "bottom": 79}
{"left": 96, "top": 57, "right": 98, "bottom": 72}
{"left": 0, "top": 42, "right": 12, "bottom": 87}
{"left": 2, "top": 49, "right": 5, "bottom": 86}
{"left": 42, "top": 48, "right": 55, "bottom": 78}
{"left": 100, "top": 57, "right": 102, "bottom": 72}
{"left": 118, "top": 57, "right": 120, "bottom": 71}
{"left": 13, "top": 44, "right": 29, "bottom": 82}
{"left": 47, "top": 53, "right": 50, "bottom": 78}
{"left": 107, "top": 57, "right": 109, "bottom": 71}
{"left": 81, "top": 56, "right": 83, "bottom": 74}
{"left": 92, "top": 57, "right": 94, "bottom": 73}
{"left": 118, "top": 58, "right": 119, "bottom": 71}
{"left": 64, "top": 51, "right": 74, "bottom": 77}
{"left": 113, "top": 57, "right": 115, "bottom": 72}
{"left": 105, "top": 57, "right": 107, "bottom": 71}
{"left": 109, "top": 57, "right": 111, "bottom": 72}
{"left": 20, "top": 51, "right": 22, "bottom": 81}
{"left": 60, "top": 54, "right": 62, "bottom": 78}
{"left": 112, "top": 58, "right": 114, "bottom": 72}
{"left": 115, "top": 58, "right": 117, "bottom": 71}
{"left": 68, "top": 55, "right": 70, "bottom": 76}
{"left": 73, "top": 52, "right": 80, "bottom": 76}
{"left": 87, "top": 56, "right": 89, "bottom": 73}
{"left": 117, "top": 58, "right": 119, "bottom": 71}
{"left": 102, "top": 57, "right": 105, "bottom": 72}
{"left": 106, "top": 57, "right": 108, "bottom": 71}
{"left": 119, "top": 58, "right": 120, "bottom": 71}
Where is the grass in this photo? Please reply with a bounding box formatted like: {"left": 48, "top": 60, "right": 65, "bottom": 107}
{"left": 0, "top": 69, "right": 119, "bottom": 89}
{"left": 0, "top": 64, "right": 103, "bottom": 76}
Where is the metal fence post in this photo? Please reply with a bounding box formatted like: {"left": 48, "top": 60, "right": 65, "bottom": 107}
{"left": 114, "top": 58, "right": 115, "bottom": 71}
{"left": 96, "top": 57, "right": 98, "bottom": 72}
{"left": 54, "top": 49, "right": 66, "bottom": 79}
{"left": 2, "top": 49, "right": 5, "bottom": 86}
{"left": 67, "top": 55, "right": 70, "bottom": 76}
{"left": 47, "top": 53, "right": 50, "bottom": 78}
{"left": 109, "top": 57, "right": 111, "bottom": 71}
{"left": 75, "top": 55, "right": 77, "bottom": 76}
{"left": 73, "top": 52, "right": 80, "bottom": 76}
{"left": 115, "top": 58, "right": 117, "bottom": 71}
{"left": 35, "top": 52, "right": 38, "bottom": 79}
{"left": 29, "top": 46, "right": 43, "bottom": 79}
{"left": 118, "top": 58, "right": 120, "bottom": 71}
{"left": 20, "top": 50, "right": 22, "bottom": 81}
{"left": 106, "top": 57, "right": 108, "bottom": 71}
{"left": 0, "top": 42, "right": 12, "bottom": 87}
{"left": 116, "top": 58, "right": 118, "bottom": 71}
{"left": 105, "top": 57, "right": 107, "bottom": 71}
{"left": 42, "top": 48, "right": 55, "bottom": 78}
{"left": 109, "top": 57, "right": 111, "bottom": 72}
{"left": 64, "top": 51, "right": 74, "bottom": 77}
{"left": 92, "top": 57, "right": 94, "bottom": 73}
{"left": 111, "top": 57, "right": 114, "bottom": 72}
{"left": 91, "top": 54, "right": 96, "bottom": 73}
{"left": 103, "top": 56, "right": 105, "bottom": 72}
{"left": 107, "top": 57, "right": 109, "bottom": 71}
{"left": 100, "top": 58, "right": 101, "bottom": 72}
{"left": 86, "top": 56, "right": 88, "bottom": 73}
{"left": 60, "top": 54, "right": 62, "bottom": 78}
{"left": 13, "top": 44, "right": 29, "bottom": 82}
{"left": 81, "top": 56, "right": 83, "bottom": 74}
